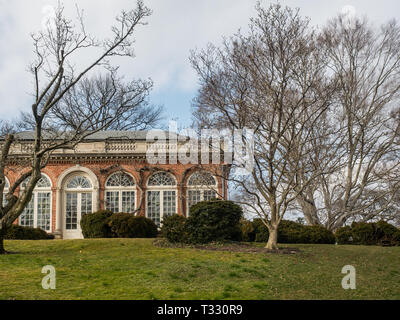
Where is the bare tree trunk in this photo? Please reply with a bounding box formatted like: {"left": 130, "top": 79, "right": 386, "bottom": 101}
{"left": 265, "top": 226, "right": 278, "bottom": 250}
{"left": 297, "top": 195, "right": 320, "bottom": 225}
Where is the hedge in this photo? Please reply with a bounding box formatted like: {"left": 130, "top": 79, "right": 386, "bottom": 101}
{"left": 336, "top": 221, "right": 400, "bottom": 246}
{"left": 161, "top": 200, "right": 243, "bottom": 244}
{"left": 107, "top": 213, "right": 158, "bottom": 238}
{"left": 5, "top": 225, "right": 54, "bottom": 240}
{"left": 242, "top": 218, "right": 336, "bottom": 244}
{"left": 81, "top": 210, "right": 114, "bottom": 238}
{"left": 161, "top": 214, "right": 187, "bottom": 243}
{"left": 185, "top": 199, "right": 243, "bottom": 244}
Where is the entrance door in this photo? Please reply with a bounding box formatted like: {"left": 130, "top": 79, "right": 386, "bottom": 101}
{"left": 64, "top": 192, "right": 92, "bottom": 239}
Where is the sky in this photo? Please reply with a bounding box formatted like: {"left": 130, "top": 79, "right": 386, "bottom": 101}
{"left": 1, "top": 0, "right": 400, "bottom": 128}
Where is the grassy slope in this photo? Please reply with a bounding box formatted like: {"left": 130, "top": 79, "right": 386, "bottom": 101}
{"left": 0, "top": 239, "right": 399, "bottom": 300}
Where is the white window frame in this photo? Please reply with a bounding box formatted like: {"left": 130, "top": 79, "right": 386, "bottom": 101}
{"left": 146, "top": 172, "right": 178, "bottom": 227}
{"left": 19, "top": 174, "right": 52, "bottom": 232}
{"left": 186, "top": 171, "right": 219, "bottom": 216}
{"left": 63, "top": 174, "right": 94, "bottom": 232}
{"left": 104, "top": 172, "right": 137, "bottom": 213}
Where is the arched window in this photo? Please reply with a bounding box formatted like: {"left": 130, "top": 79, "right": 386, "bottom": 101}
{"left": 105, "top": 172, "right": 136, "bottom": 213}
{"left": 146, "top": 172, "right": 177, "bottom": 227}
{"left": 187, "top": 171, "right": 218, "bottom": 212}
{"left": 64, "top": 174, "right": 93, "bottom": 231}
{"left": 66, "top": 176, "right": 92, "bottom": 189}
{"left": 19, "top": 174, "right": 52, "bottom": 231}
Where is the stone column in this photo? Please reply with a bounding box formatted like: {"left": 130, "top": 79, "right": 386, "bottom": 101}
{"left": 53, "top": 187, "right": 63, "bottom": 239}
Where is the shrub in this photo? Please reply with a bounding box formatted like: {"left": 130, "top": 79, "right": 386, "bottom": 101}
{"left": 278, "top": 220, "right": 308, "bottom": 244}
{"left": 335, "top": 226, "right": 353, "bottom": 244}
{"left": 351, "top": 222, "right": 377, "bottom": 245}
{"left": 161, "top": 214, "right": 187, "bottom": 243}
{"left": 5, "top": 225, "right": 54, "bottom": 240}
{"left": 305, "top": 225, "right": 336, "bottom": 244}
{"left": 253, "top": 219, "right": 335, "bottom": 244}
{"left": 375, "top": 221, "right": 400, "bottom": 246}
{"left": 108, "top": 213, "right": 158, "bottom": 238}
{"left": 252, "top": 219, "right": 269, "bottom": 242}
{"left": 185, "top": 200, "right": 243, "bottom": 244}
{"left": 240, "top": 218, "right": 256, "bottom": 242}
{"left": 80, "top": 210, "right": 113, "bottom": 238}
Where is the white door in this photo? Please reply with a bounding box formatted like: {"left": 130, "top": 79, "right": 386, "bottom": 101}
{"left": 64, "top": 192, "right": 92, "bottom": 239}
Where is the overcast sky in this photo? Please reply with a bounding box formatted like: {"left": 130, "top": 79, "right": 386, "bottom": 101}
{"left": 1, "top": 0, "right": 400, "bottom": 128}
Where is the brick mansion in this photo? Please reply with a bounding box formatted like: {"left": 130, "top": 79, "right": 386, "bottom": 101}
{"left": 4, "top": 131, "right": 229, "bottom": 239}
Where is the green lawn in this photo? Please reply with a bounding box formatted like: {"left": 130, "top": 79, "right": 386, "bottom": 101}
{"left": 0, "top": 239, "right": 399, "bottom": 300}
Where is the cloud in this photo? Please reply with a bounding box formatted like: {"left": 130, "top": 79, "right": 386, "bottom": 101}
{"left": 0, "top": 0, "right": 400, "bottom": 124}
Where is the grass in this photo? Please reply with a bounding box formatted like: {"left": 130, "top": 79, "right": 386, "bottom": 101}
{"left": 0, "top": 238, "right": 399, "bottom": 300}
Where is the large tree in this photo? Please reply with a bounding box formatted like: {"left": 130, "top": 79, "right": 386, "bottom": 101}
{"left": 0, "top": 1, "right": 159, "bottom": 254}
{"left": 190, "top": 3, "right": 333, "bottom": 249}
{"left": 296, "top": 14, "right": 400, "bottom": 230}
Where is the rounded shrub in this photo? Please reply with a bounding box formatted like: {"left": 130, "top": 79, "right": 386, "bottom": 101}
{"left": 80, "top": 210, "right": 113, "bottom": 238}
{"left": 335, "top": 226, "right": 353, "bottom": 244}
{"left": 375, "top": 221, "right": 400, "bottom": 246}
{"left": 108, "top": 213, "right": 158, "bottom": 238}
{"left": 351, "top": 222, "right": 377, "bottom": 245}
{"left": 161, "top": 214, "right": 187, "bottom": 243}
{"left": 5, "top": 225, "right": 54, "bottom": 240}
{"left": 185, "top": 199, "right": 243, "bottom": 244}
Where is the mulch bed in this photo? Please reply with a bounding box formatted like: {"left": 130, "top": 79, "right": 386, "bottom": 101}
{"left": 153, "top": 239, "right": 300, "bottom": 254}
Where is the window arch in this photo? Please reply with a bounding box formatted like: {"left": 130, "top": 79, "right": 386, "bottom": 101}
{"left": 148, "top": 172, "right": 176, "bottom": 186}
{"left": 187, "top": 171, "right": 218, "bottom": 213}
{"left": 146, "top": 172, "right": 177, "bottom": 227}
{"left": 188, "top": 171, "right": 216, "bottom": 187}
{"left": 19, "top": 174, "right": 52, "bottom": 231}
{"left": 105, "top": 172, "right": 136, "bottom": 213}
{"left": 66, "top": 175, "right": 92, "bottom": 189}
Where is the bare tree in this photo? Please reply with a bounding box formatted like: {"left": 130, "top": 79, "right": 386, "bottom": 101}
{"left": 191, "top": 3, "right": 333, "bottom": 249}
{"left": 0, "top": 1, "right": 154, "bottom": 254}
{"left": 296, "top": 14, "right": 400, "bottom": 230}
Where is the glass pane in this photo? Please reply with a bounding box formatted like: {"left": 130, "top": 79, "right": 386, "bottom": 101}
{"left": 188, "top": 190, "right": 201, "bottom": 210}
{"left": 163, "top": 191, "right": 176, "bottom": 217}
{"left": 147, "top": 191, "right": 160, "bottom": 226}
{"left": 105, "top": 191, "right": 119, "bottom": 213}
{"left": 20, "top": 197, "right": 34, "bottom": 227}
{"left": 37, "top": 192, "right": 51, "bottom": 231}
{"left": 148, "top": 172, "right": 176, "bottom": 186}
{"left": 66, "top": 193, "right": 78, "bottom": 230}
{"left": 67, "top": 176, "right": 92, "bottom": 189}
{"left": 122, "top": 191, "right": 135, "bottom": 213}
{"left": 204, "top": 190, "right": 217, "bottom": 201}
{"left": 106, "top": 172, "right": 135, "bottom": 187}
{"left": 81, "top": 193, "right": 92, "bottom": 216}
{"left": 188, "top": 171, "right": 216, "bottom": 186}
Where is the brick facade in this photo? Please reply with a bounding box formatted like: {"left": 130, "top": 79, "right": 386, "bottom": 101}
{"left": 5, "top": 156, "right": 228, "bottom": 238}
